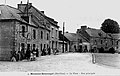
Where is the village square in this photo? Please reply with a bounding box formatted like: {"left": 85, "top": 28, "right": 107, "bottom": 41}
{"left": 0, "top": 0, "right": 120, "bottom": 76}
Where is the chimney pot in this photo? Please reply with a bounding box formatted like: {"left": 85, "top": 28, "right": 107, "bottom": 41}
{"left": 41, "top": 11, "right": 44, "bottom": 14}
{"left": 81, "top": 25, "right": 87, "bottom": 31}
{"left": 21, "top": 1, "right": 22, "bottom": 4}
{"left": 59, "top": 31, "right": 62, "bottom": 34}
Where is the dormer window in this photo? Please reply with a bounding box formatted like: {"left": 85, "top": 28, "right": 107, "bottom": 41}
{"left": 98, "top": 32, "right": 102, "bottom": 37}
{"left": 33, "top": 29, "right": 36, "bottom": 39}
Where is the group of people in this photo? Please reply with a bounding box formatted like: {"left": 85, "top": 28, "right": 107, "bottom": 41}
{"left": 10, "top": 46, "right": 39, "bottom": 62}
{"left": 41, "top": 47, "right": 59, "bottom": 56}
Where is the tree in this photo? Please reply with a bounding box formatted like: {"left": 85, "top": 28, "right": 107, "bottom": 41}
{"left": 101, "top": 19, "right": 120, "bottom": 33}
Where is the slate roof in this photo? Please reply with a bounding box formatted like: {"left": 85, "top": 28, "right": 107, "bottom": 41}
{"left": 85, "top": 28, "right": 111, "bottom": 38}
{"left": 110, "top": 34, "right": 120, "bottom": 40}
{"left": 44, "top": 16, "right": 59, "bottom": 28}
{"left": 26, "top": 4, "right": 59, "bottom": 29}
{"left": 59, "top": 33, "right": 70, "bottom": 42}
{"left": 0, "top": 5, "right": 27, "bottom": 23}
{"left": 26, "top": 5, "right": 51, "bottom": 30}
{"left": 64, "top": 33, "right": 77, "bottom": 41}
{"left": 64, "top": 33, "right": 88, "bottom": 42}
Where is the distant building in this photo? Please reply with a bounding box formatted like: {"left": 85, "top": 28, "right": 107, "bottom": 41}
{"left": 63, "top": 32, "right": 89, "bottom": 52}
{"left": 45, "top": 16, "right": 59, "bottom": 54}
{"left": 76, "top": 25, "right": 116, "bottom": 53}
{"left": 110, "top": 34, "right": 120, "bottom": 53}
{"left": 58, "top": 31, "right": 70, "bottom": 53}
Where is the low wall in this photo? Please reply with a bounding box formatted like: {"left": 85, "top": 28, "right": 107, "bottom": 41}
{"left": 93, "top": 53, "right": 120, "bottom": 68}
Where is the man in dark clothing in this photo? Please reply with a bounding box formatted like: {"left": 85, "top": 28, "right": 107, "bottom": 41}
{"left": 48, "top": 47, "right": 51, "bottom": 55}
{"left": 42, "top": 48, "right": 46, "bottom": 56}
{"left": 36, "top": 48, "right": 39, "bottom": 57}
{"left": 32, "top": 47, "right": 36, "bottom": 54}
{"left": 10, "top": 51, "right": 19, "bottom": 62}
{"left": 20, "top": 48, "right": 25, "bottom": 60}
{"left": 26, "top": 47, "right": 31, "bottom": 60}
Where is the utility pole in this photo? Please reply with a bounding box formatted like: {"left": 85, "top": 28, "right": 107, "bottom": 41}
{"left": 62, "top": 22, "right": 65, "bottom": 53}
{"left": 5, "top": 0, "right": 6, "bottom": 4}
{"left": 27, "top": 0, "right": 29, "bottom": 16}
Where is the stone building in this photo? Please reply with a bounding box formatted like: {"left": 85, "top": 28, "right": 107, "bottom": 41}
{"left": 76, "top": 26, "right": 116, "bottom": 53}
{"left": 0, "top": 2, "right": 59, "bottom": 60}
{"left": 62, "top": 32, "right": 88, "bottom": 52}
{"left": 17, "top": 2, "right": 51, "bottom": 55}
{"left": 58, "top": 31, "right": 70, "bottom": 53}
{"left": 44, "top": 16, "right": 59, "bottom": 54}
{"left": 0, "top": 5, "right": 36, "bottom": 60}
{"left": 17, "top": 2, "right": 59, "bottom": 55}
{"left": 110, "top": 34, "right": 120, "bottom": 53}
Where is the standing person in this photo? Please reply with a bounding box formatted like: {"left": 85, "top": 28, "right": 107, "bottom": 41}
{"left": 74, "top": 45, "right": 77, "bottom": 53}
{"left": 36, "top": 47, "right": 39, "bottom": 57}
{"left": 84, "top": 48, "right": 88, "bottom": 53}
{"left": 20, "top": 48, "right": 25, "bottom": 60}
{"left": 92, "top": 53, "right": 96, "bottom": 64}
{"left": 32, "top": 45, "right": 37, "bottom": 56}
{"left": 91, "top": 47, "right": 96, "bottom": 64}
{"left": 26, "top": 46, "right": 31, "bottom": 60}
{"left": 48, "top": 47, "right": 51, "bottom": 55}
{"left": 17, "top": 51, "right": 21, "bottom": 61}
{"left": 42, "top": 48, "right": 46, "bottom": 56}
{"left": 32, "top": 46, "right": 36, "bottom": 54}
{"left": 31, "top": 45, "right": 36, "bottom": 61}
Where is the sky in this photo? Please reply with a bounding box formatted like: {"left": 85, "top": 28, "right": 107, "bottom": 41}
{"left": 0, "top": 0, "right": 120, "bottom": 33}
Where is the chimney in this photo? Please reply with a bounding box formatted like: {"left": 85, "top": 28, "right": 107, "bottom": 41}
{"left": 76, "top": 29, "right": 80, "bottom": 33}
{"left": 18, "top": 2, "right": 32, "bottom": 12}
{"left": 81, "top": 25, "right": 87, "bottom": 31}
{"left": 59, "top": 31, "right": 62, "bottom": 35}
{"left": 41, "top": 11, "right": 44, "bottom": 14}
{"left": 29, "top": 3, "right": 32, "bottom": 6}
{"left": 21, "top": 1, "right": 22, "bottom": 4}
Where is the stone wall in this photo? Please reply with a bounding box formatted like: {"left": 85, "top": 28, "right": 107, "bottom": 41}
{"left": 0, "top": 20, "right": 15, "bottom": 60}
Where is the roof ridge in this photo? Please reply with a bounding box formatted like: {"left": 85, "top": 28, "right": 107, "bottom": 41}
{"left": 0, "top": 4, "right": 6, "bottom": 6}
{"left": 6, "top": 5, "right": 24, "bottom": 13}
{"left": 78, "top": 33, "right": 90, "bottom": 42}
{"left": 88, "top": 28, "right": 100, "bottom": 30}
{"left": 4, "top": 5, "right": 16, "bottom": 19}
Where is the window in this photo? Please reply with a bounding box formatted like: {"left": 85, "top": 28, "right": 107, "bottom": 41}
{"left": 47, "top": 33, "right": 49, "bottom": 40}
{"left": 112, "top": 40, "right": 113, "bottom": 45}
{"left": 56, "top": 42, "right": 57, "bottom": 48}
{"left": 101, "top": 40, "right": 103, "bottom": 44}
{"left": 33, "top": 29, "right": 36, "bottom": 39}
{"left": 41, "top": 44, "right": 42, "bottom": 51}
{"left": 41, "top": 31, "right": 43, "bottom": 39}
{"left": 47, "top": 44, "right": 49, "bottom": 49}
{"left": 117, "top": 41, "right": 119, "bottom": 45}
{"left": 21, "top": 43, "right": 25, "bottom": 53}
{"left": 27, "top": 44, "right": 30, "bottom": 49}
{"left": 22, "top": 26, "right": 25, "bottom": 37}
{"left": 44, "top": 44, "right": 46, "bottom": 48}
{"left": 21, "top": 43, "right": 25, "bottom": 49}
{"left": 79, "top": 39, "right": 82, "bottom": 43}
{"left": 56, "top": 30, "right": 57, "bottom": 38}
{"left": 33, "top": 44, "right": 35, "bottom": 48}
{"left": 52, "top": 28, "right": 54, "bottom": 37}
